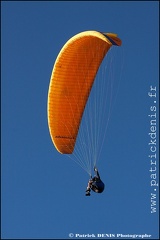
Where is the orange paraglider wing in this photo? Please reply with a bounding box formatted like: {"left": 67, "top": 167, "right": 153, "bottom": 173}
{"left": 47, "top": 31, "right": 122, "bottom": 154}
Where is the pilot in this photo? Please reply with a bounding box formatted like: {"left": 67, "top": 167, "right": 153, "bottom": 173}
{"left": 85, "top": 167, "right": 105, "bottom": 196}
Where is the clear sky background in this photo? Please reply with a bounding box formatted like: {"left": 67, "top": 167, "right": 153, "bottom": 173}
{"left": 1, "top": 1, "right": 159, "bottom": 239}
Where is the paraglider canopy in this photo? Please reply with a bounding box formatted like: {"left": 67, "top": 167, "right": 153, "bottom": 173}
{"left": 47, "top": 30, "right": 122, "bottom": 154}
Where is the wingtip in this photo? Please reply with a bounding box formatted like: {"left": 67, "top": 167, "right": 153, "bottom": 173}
{"left": 103, "top": 33, "right": 122, "bottom": 46}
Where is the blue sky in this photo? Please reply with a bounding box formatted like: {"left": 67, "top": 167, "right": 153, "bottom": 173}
{"left": 1, "top": 1, "right": 159, "bottom": 239}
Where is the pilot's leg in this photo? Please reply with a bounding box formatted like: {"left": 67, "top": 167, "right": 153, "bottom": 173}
{"left": 85, "top": 179, "right": 93, "bottom": 196}
{"left": 85, "top": 186, "right": 91, "bottom": 196}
